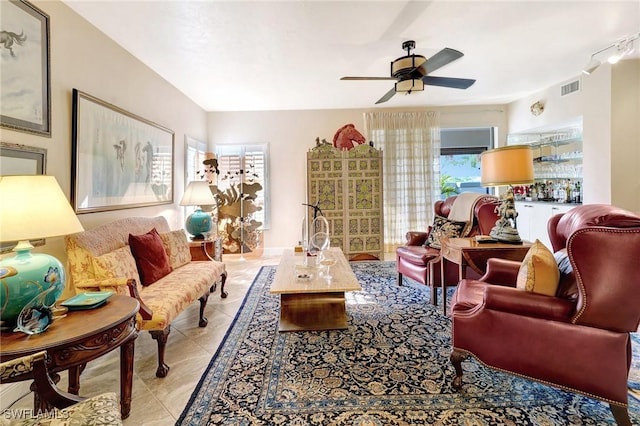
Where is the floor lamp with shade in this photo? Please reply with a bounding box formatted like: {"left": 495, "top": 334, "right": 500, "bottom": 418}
{"left": 0, "top": 175, "right": 85, "bottom": 333}
{"left": 480, "top": 145, "right": 534, "bottom": 243}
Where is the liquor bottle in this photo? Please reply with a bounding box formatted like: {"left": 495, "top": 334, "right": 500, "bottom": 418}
{"left": 564, "top": 179, "right": 571, "bottom": 203}
{"left": 574, "top": 181, "right": 581, "bottom": 203}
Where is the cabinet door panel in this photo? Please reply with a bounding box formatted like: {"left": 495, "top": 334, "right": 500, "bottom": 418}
{"left": 515, "top": 202, "right": 535, "bottom": 242}
{"left": 307, "top": 144, "right": 383, "bottom": 260}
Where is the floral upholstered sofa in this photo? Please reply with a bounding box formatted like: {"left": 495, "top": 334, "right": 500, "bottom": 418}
{"left": 65, "top": 216, "right": 227, "bottom": 378}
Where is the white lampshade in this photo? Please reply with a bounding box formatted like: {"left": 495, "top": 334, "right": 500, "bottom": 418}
{"left": 0, "top": 175, "right": 84, "bottom": 242}
{"left": 0, "top": 175, "right": 84, "bottom": 330}
{"left": 180, "top": 181, "right": 216, "bottom": 207}
{"left": 481, "top": 145, "right": 534, "bottom": 186}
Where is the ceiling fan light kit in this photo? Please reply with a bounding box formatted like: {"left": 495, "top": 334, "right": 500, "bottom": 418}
{"left": 582, "top": 32, "right": 639, "bottom": 75}
{"left": 395, "top": 79, "right": 424, "bottom": 93}
{"left": 341, "top": 40, "right": 476, "bottom": 104}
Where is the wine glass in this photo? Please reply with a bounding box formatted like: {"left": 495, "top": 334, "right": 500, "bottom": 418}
{"left": 318, "top": 250, "right": 337, "bottom": 280}
{"left": 309, "top": 231, "right": 329, "bottom": 257}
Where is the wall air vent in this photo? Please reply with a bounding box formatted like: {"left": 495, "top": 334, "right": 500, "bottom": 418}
{"left": 561, "top": 79, "right": 580, "bottom": 96}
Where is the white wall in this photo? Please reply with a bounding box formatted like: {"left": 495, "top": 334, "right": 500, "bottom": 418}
{"left": 208, "top": 105, "right": 507, "bottom": 251}
{"left": 506, "top": 58, "right": 640, "bottom": 212}
{"left": 507, "top": 77, "right": 583, "bottom": 135}
{"left": 0, "top": 1, "right": 208, "bottom": 277}
{"left": 582, "top": 63, "right": 613, "bottom": 206}
{"left": 610, "top": 60, "right": 640, "bottom": 211}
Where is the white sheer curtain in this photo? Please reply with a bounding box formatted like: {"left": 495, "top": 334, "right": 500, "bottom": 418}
{"left": 364, "top": 111, "right": 441, "bottom": 252}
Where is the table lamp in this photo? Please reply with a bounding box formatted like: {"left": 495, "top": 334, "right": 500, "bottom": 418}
{"left": 180, "top": 181, "right": 216, "bottom": 239}
{"left": 0, "top": 175, "right": 85, "bottom": 330}
{"left": 480, "top": 145, "right": 534, "bottom": 243}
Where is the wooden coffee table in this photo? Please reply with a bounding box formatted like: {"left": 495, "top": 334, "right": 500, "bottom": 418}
{"left": 270, "top": 247, "right": 361, "bottom": 332}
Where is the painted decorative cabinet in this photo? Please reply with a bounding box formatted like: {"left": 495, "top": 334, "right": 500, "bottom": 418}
{"left": 306, "top": 144, "right": 384, "bottom": 260}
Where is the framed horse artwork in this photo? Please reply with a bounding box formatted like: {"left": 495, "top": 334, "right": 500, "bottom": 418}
{"left": 0, "top": 0, "right": 50, "bottom": 136}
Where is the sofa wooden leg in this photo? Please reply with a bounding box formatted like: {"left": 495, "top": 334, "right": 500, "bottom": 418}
{"left": 397, "top": 272, "right": 403, "bottom": 286}
{"left": 220, "top": 271, "right": 228, "bottom": 298}
{"left": 150, "top": 327, "right": 171, "bottom": 378}
{"left": 209, "top": 282, "right": 217, "bottom": 293}
{"left": 450, "top": 349, "right": 468, "bottom": 390}
{"left": 610, "top": 404, "right": 632, "bottom": 426}
{"left": 198, "top": 292, "right": 209, "bottom": 327}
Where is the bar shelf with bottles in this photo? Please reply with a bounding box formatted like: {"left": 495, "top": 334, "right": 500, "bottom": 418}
{"left": 507, "top": 125, "right": 582, "bottom": 204}
{"left": 513, "top": 178, "right": 582, "bottom": 205}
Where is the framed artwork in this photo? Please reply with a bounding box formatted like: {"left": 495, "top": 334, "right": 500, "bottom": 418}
{"left": 0, "top": 142, "right": 47, "bottom": 253}
{"left": 0, "top": 0, "right": 51, "bottom": 136}
{"left": 71, "top": 89, "right": 174, "bottom": 213}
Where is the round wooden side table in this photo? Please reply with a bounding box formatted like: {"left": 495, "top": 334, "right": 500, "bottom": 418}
{"left": 0, "top": 295, "right": 139, "bottom": 419}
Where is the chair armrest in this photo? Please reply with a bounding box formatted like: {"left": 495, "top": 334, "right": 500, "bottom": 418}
{"left": 479, "top": 258, "right": 521, "bottom": 286}
{"left": 0, "top": 351, "right": 84, "bottom": 409}
{"left": 125, "top": 279, "right": 153, "bottom": 320}
{"left": 484, "top": 285, "right": 574, "bottom": 321}
{"left": 0, "top": 351, "right": 46, "bottom": 381}
{"left": 405, "top": 231, "right": 429, "bottom": 246}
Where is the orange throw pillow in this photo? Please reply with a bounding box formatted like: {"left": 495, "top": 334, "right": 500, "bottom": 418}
{"left": 128, "top": 228, "right": 172, "bottom": 286}
{"left": 516, "top": 239, "right": 560, "bottom": 296}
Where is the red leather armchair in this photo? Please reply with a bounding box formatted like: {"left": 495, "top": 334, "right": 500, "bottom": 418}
{"left": 450, "top": 204, "right": 640, "bottom": 425}
{"left": 396, "top": 194, "right": 499, "bottom": 306}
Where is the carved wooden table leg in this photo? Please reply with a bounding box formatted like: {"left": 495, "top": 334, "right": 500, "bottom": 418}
{"left": 67, "top": 365, "right": 82, "bottom": 395}
{"left": 120, "top": 336, "right": 136, "bottom": 419}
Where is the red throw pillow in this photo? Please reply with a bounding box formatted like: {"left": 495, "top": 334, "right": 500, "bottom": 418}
{"left": 128, "top": 228, "right": 172, "bottom": 286}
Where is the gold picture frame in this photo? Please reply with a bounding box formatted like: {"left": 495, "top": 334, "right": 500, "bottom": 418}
{"left": 0, "top": 142, "right": 47, "bottom": 253}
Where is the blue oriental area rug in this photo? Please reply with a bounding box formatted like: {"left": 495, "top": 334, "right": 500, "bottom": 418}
{"left": 177, "top": 262, "right": 640, "bottom": 425}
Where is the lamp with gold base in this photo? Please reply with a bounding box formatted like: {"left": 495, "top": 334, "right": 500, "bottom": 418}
{"left": 0, "top": 175, "right": 84, "bottom": 333}
{"left": 480, "top": 145, "right": 534, "bottom": 243}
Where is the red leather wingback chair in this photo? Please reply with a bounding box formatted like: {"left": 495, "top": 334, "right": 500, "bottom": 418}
{"left": 450, "top": 204, "right": 640, "bottom": 425}
{"left": 396, "top": 194, "right": 499, "bottom": 306}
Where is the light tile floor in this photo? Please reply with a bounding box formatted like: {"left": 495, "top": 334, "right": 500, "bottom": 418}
{"left": 10, "top": 252, "right": 395, "bottom": 425}
{"left": 10, "top": 254, "right": 280, "bottom": 426}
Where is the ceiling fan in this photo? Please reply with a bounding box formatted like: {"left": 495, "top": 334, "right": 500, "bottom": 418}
{"left": 341, "top": 40, "right": 476, "bottom": 104}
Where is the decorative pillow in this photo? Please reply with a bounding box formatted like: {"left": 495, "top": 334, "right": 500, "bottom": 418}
{"left": 554, "top": 248, "right": 578, "bottom": 300}
{"left": 128, "top": 228, "right": 172, "bottom": 286}
{"left": 516, "top": 239, "right": 560, "bottom": 296}
{"left": 160, "top": 230, "right": 192, "bottom": 269}
{"left": 424, "top": 215, "right": 470, "bottom": 249}
{"left": 93, "top": 246, "right": 141, "bottom": 282}
{"left": 92, "top": 246, "right": 141, "bottom": 294}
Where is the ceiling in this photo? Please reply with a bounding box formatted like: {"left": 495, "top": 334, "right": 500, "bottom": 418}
{"left": 63, "top": 1, "right": 640, "bottom": 112}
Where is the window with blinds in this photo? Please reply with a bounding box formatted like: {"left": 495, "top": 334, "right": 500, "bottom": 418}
{"left": 185, "top": 136, "right": 207, "bottom": 183}
{"left": 214, "top": 144, "right": 269, "bottom": 229}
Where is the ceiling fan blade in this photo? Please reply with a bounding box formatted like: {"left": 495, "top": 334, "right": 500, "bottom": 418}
{"left": 375, "top": 87, "right": 397, "bottom": 104}
{"left": 341, "top": 76, "right": 397, "bottom": 81}
{"left": 422, "top": 75, "right": 476, "bottom": 89}
{"left": 419, "top": 48, "right": 464, "bottom": 75}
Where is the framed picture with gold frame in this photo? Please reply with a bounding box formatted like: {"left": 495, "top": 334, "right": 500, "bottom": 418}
{"left": 0, "top": 142, "right": 47, "bottom": 253}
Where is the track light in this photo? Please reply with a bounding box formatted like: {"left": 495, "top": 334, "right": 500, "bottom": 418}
{"left": 582, "top": 32, "right": 639, "bottom": 75}
{"left": 582, "top": 58, "right": 601, "bottom": 75}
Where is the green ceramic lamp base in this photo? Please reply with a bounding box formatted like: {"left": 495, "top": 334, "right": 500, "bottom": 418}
{"left": 185, "top": 209, "right": 213, "bottom": 240}
{"left": 0, "top": 241, "right": 66, "bottom": 328}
